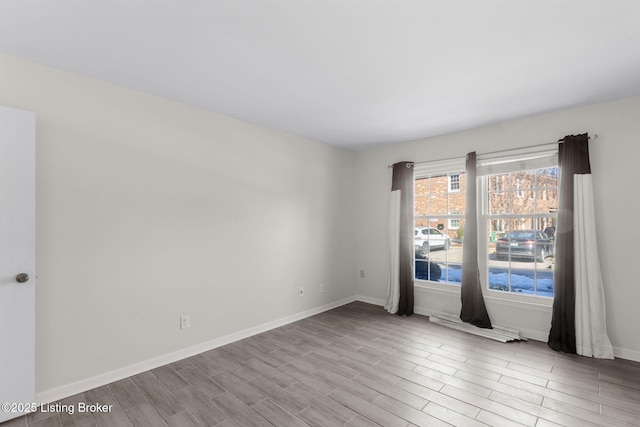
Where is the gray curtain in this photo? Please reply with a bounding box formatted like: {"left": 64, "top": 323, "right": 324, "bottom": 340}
{"left": 548, "top": 136, "right": 584, "bottom": 353}
{"left": 391, "top": 162, "right": 415, "bottom": 316}
{"left": 548, "top": 133, "right": 613, "bottom": 358}
{"left": 460, "top": 152, "right": 493, "bottom": 328}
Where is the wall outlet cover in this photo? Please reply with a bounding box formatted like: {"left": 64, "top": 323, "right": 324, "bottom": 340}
{"left": 180, "top": 315, "right": 190, "bottom": 329}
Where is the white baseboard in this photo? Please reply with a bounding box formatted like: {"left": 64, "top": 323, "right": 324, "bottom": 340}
{"left": 355, "top": 295, "right": 639, "bottom": 362}
{"left": 354, "top": 294, "right": 385, "bottom": 307}
{"left": 37, "top": 294, "right": 640, "bottom": 404}
{"left": 36, "top": 296, "right": 356, "bottom": 405}
{"left": 613, "top": 346, "right": 640, "bottom": 363}
{"left": 415, "top": 306, "right": 549, "bottom": 342}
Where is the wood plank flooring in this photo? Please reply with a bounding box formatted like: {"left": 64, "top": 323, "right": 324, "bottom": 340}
{"left": 4, "top": 302, "right": 640, "bottom": 426}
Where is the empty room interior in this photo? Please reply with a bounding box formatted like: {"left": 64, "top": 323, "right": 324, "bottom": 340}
{"left": 1, "top": 1, "right": 640, "bottom": 426}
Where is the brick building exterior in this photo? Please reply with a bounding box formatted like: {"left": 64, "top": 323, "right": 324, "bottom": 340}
{"left": 415, "top": 172, "right": 466, "bottom": 239}
{"left": 414, "top": 169, "right": 558, "bottom": 240}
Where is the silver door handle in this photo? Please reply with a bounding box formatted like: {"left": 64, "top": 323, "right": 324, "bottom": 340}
{"left": 16, "top": 273, "right": 29, "bottom": 283}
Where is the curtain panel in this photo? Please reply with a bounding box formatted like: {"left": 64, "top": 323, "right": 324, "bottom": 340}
{"left": 384, "top": 190, "right": 401, "bottom": 314}
{"left": 384, "top": 162, "right": 415, "bottom": 316}
{"left": 460, "top": 152, "right": 493, "bottom": 328}
{"left": 548, "top": 134, "right": 613, "bottom": 358}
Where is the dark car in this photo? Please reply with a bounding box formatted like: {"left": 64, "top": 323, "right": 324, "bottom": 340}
{"left": 415, "top": 248, "right": 442, "bottom": 281}
{"left": 495, "top": 230, "right": 553, "bottom": 262}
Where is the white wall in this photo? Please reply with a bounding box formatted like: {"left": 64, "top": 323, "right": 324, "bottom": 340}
{"left": 0, "top": 53, "right": 356, "bottom": 397}
{"left": 2, "top": 51, "right": 638, "bottom": 402}
{"left": 355, "top": 96, "right": 640, "bottom": 361}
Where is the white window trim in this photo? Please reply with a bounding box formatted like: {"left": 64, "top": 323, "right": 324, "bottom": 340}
{"left": 477, "top": 146, "right": 557, "bottom": 175}
{"left": 477, "top": 150, "right": 558, "bottom": 302}
{"left": 412, "top": 148, "right": 558, "bottom": 302}
{"left": 414, "top": 158, "right": 466, "bottom": 286}
{"left": 414, "top": 158, "right": 466, "bottom": 178}
{"left": 448, "top": 173, "right": 461, "bottom": 192}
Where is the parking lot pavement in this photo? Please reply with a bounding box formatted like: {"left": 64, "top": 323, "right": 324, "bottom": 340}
{"left": 425, "top": 243, "right": 554, "bottom": 271}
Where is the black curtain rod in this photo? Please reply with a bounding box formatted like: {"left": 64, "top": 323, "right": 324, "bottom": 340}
{"left": 388, "top": 134, "right": 597, "bottom": 169}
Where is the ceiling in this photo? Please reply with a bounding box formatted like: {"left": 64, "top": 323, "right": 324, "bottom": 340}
{"left": 1, "top": 1, "right": 640, "bottom": 151}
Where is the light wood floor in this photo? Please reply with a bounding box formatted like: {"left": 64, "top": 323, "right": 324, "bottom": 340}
{"left": 4, "top": 302, "right": 640, "bottom": 427}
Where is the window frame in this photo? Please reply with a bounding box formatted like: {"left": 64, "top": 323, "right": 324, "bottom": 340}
{"left": 477, "top": 150, "right": 558, "bottom": 303}
{"left": 448, "top": 211, "right": 461, "bottom": 230}
{"left": 411, "top": 147, "right": 557, "bottom": 305}
{"left": 448, "top": 173, "right": 461, "bottom": 192}
{"left": 414, "top": 160, "right": 466, "bottom": 287}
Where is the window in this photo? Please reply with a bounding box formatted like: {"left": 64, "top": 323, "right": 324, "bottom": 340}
{"left": 449, "top": 210, "right": 461, "bottom": 229}
{"left": 482, "top": 157, "right": 558, "bottom": 298}
{"left": 414, "top": 161, "right": 465, "bottom": 284}
{"left": 413, "top": 149, "right": 557, "bottom": 300}
{"left": 448, "top": 173, "right": 461, "bottom": 191}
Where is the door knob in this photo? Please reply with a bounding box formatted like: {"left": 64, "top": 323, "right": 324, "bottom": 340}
{"left": 16, "top": 273, "right": 29, "bottom": 283}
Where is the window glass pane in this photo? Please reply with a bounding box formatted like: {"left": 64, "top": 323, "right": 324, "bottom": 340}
{"left": 545, "top": 187, "right": 559, "bottom": 206}
{"left": 415, "top": 177, "right": 431, "bottom": 197}
{"left": 415, "top": 195, "right": 430, "bottom": 217}
{"left": 513, "top": 171, "right": 534, "bottom": 190}
{"left": 485, "top": 166, "right": 558, "bottom": 298}
{"left": 488, "top": 173, "right": 510, "bottom": 193}
{"left": 536, "top": 167, "right": 559, "bottom": 189}
{"left": 487, "top": 217, "right": 555, "bottom": 297}
{"left": 535, "top": 167, "right": 558, "bottom": 216}
{"left": 414, "top": 218, "right": 463, "bottom": 285}
{"left": 430, "top": 175, "right": 449, "bottom": 215}
{"left": 414, "top": 168, "right": 465, "bottom": 286}
{"left": 448, "top": 192, "right": 465, "bottom": 213}
{"left": 542, "top": 220, "right": 556, "bottom": 240}
{"left": 512, "top": 189, "right": 535, "bottom": 214}
{"left": 489, "top": 193, "right": 510, "bottom": 214}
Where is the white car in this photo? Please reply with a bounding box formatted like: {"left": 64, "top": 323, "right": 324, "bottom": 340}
{"left": 414, "top": 227, "right": 450, "bottom": 251}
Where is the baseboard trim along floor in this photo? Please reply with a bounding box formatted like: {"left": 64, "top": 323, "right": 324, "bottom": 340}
{"left": 428, "top": 313, "right": 525, "bottom": 343}
{"left": 35, "top": 296, "right": 357, "bottom": 405}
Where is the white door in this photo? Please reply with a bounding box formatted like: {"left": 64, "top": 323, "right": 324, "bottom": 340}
{"left": 0, "top": 105, "right": 36, "bottom": 423}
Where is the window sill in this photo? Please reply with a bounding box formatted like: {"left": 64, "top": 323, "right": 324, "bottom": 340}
{"left": 484, "top": 289, "right": 553, "bottom": 311}
{"left": 414, "top": 279, "right": 553, "bottom": 312}
{"left": 414, "top": 279, "right": 460, "bottom": 295}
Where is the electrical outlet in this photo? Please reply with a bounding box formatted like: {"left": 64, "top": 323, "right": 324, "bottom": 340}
{"left": 320, "top": 283, "right": 325, "bottom": 293}
{"left": 360, "top": 269, "right": 365, "bottom": 278}
{"left": 298, "top": 287, "right": 304, "bottom": 297}
{"left": 180, "top": 315, "right": 190, "bottom": 330}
